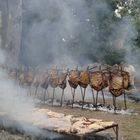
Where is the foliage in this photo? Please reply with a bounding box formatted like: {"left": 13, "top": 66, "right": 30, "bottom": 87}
{"left": 104, "top": 49, "right": 125, "bottom": 65}
{"left": 21, "top": 0, "right": 140, "bottom": 66}
{"left": 98, "top": 0, "right": 140, "bottom": 64}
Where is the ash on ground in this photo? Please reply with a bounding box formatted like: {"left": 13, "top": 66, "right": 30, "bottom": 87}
{"left": 39, "top": 98, "right": 138, "bottom": 116}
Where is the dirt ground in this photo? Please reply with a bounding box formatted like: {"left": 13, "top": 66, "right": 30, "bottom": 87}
{"left": 0, "top": 98, "right": 139, "bottom": 140}
{"left": 38, "top": 99, "right": 140, "bottom": 140}
{"left": 0, "top": 129, "right": 31, "bottom": 140}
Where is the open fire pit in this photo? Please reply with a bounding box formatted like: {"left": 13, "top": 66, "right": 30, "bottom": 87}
{"left": 0, "top": 108, "right": 118, "bottom": 140}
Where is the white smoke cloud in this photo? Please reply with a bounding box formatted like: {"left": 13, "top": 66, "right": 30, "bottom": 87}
{"left": 0, "top": 48, "right": 63, "bottom": 139}
{"left": 21, "top": 0, "right": 112, "bottom": 67}
{"left": 110, "top": 16, "right": 138, "bottom": 64}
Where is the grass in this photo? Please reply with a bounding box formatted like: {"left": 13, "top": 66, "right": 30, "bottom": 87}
{"left": 40, "top": 98, "right": 140, "bottom": 140}
{"left": 120, "top": 101, "right": 140, "bottom": 140}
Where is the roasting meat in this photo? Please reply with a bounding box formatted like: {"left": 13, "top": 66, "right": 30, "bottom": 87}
{"left": 53, "top": 114, "right": 115, "bottom": 135}
{"left": 90, "top": 71, "right": 108, "bottom": 91}
{"left": 78, "top": 71, "right": 90, "bottom": 88}
{"left": 49, "top": 69, "right": 59, "bottom": 88}
{"left": 109, "top": 88, "right": 125, "bottom": 97}
{"left": 18, "top": 72, "right": 25, "bottom": 85}
{"left": 24, "top": 71, "right": 34, "bottom": 86}
{"left": 40, "top": 71, "right": 49, "bottom": 89}
{"left": 68, "top": 70, "right": 79, "bottom": 89}
{"left": 109, "top": 70, "right": 130, "bottom": 97}
{"left": 58, "top": 72, "right": 67, "bottom": 89}
{"left": 9, "top": 68, "right": 18, "bottom": 80}
{"left": 121, "top": 71, "right": 130, "bottom": 89}
{"left": 109, "top": 73, "right": 124, "bottom": 97}
{"left": 33, "top": 73, "right": 43, "bottom": 87}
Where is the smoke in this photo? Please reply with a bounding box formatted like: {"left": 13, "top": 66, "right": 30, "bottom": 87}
{"left": 0, "top": 0, "right": 139, "bottom": 137}
{"left": 110, "top": 16, "right": 138, "bottom": 64}
{"left": 0, "top": 48, "right": 63, "bottom": 139}
{"left": 19, "top": 0, "right": 138, "bottom": 99}
{"left": 21, "top": 0, "right": 113, "bottom": 67}
{"left": 21, "top": 0, "right": 139, "bottom": 68}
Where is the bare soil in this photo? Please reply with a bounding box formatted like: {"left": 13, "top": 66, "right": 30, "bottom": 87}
{"left": 0, "top": 97, "right": 139, "bottom": 140}
{"left": 0, "top": 129, "right": 31, "bottom": 140}
{"left": 39, "top": 99, "right": 140, "bottom": 140}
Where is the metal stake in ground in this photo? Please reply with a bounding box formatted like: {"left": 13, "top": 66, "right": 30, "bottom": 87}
{"left": 91, "top": 88, "right": 95, "bottom": 106}
{"left": 80, "top": 87, "right": 86, "bottom": 110}
{"left": 71, "top": 87, "right": 76, "bottom": 108}
{"left": 101, "top": 89, "right": 105, "bottom": 105}
{"left": 52, "top": 88, "right": 55, "bottom": 106}
{"left": 60, "top": 89, "right": 64, "bottom": 106}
